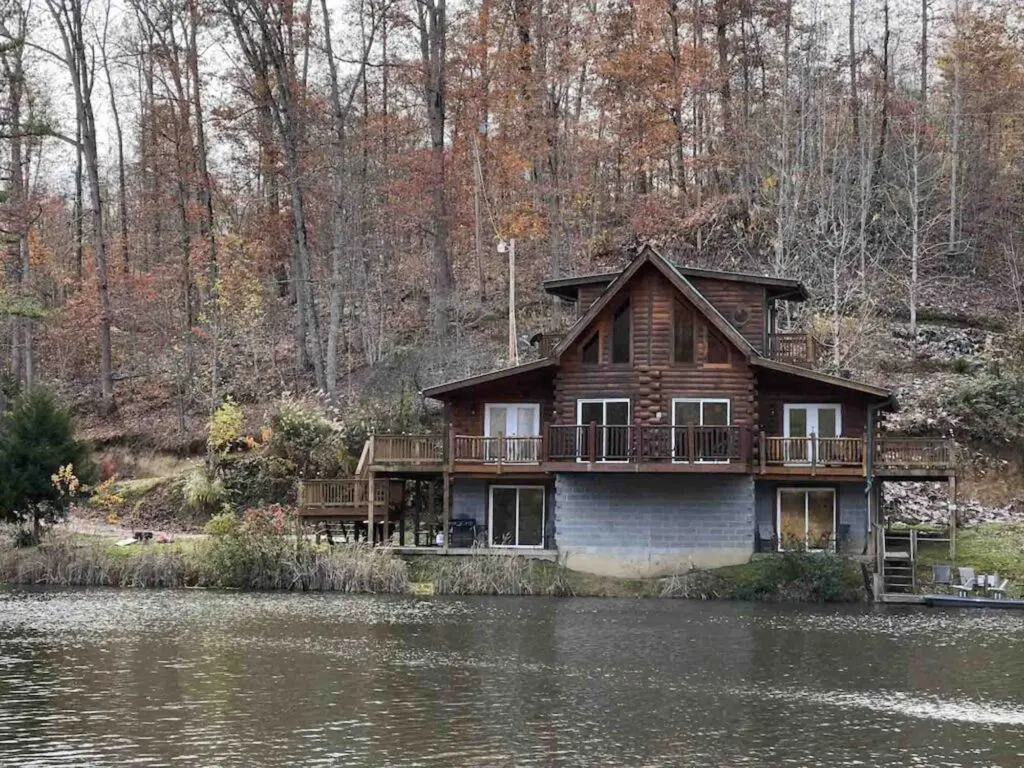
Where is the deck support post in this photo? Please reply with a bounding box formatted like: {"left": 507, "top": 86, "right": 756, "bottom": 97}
{"left": 442, "top": 471, "right": 451, "bottom": 553}
{"left": 381, "top": 479, "right": 389, "bottom": 547}
{"left": 949, "top": 474, "right": 957, "bottom": 560}
{"left": 427, "top": 479, "right": 435, "bottom": 546}
{"left": 367, "top": 472, "right": 376, "bottom": 546}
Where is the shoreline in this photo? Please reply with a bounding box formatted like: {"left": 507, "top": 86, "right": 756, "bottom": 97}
{"left": 0, "top": 533, "right": 869, "bottom": 602}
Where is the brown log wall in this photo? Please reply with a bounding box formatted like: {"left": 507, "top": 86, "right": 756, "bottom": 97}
{"left": 553, "top": 264, "right": 757, "bottom": 429}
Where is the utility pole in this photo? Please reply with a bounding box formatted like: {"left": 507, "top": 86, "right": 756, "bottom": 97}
{"left": 499, "top": 239, "right": 519, "bottom": 365}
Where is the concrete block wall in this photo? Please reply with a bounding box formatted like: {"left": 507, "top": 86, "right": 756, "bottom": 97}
{"left": 554, "top": 474, "right": 755, "bottom": 577}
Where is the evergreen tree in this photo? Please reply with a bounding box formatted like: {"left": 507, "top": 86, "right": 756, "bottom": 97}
{"left": 0, "top": 389, "right": 95, "bottom": 540}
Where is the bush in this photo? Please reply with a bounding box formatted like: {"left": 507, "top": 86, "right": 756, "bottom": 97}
{"left": 208, "top": 398, "right": 246, "bottom": 456}
{"left": 265, "top": 396, "right": 350, "bottom": 478}
{"left": 938, "top": 370, "right": 1024, "bottom": 445}
{"left": 183, "top": 466, "right": 228, "bottom": 516}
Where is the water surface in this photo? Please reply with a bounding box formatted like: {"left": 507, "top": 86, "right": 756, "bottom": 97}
{"left": 1, "top": 588, "right": 1023, "bottom": 766}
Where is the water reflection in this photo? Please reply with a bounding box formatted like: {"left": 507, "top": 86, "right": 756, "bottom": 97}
{"left": 1, "top": 589, "right": 1023, "bottom": 766}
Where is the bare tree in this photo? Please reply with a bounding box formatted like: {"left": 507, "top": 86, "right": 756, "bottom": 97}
{"left": 45, "top": 0, "right": 116, "bottom": 411}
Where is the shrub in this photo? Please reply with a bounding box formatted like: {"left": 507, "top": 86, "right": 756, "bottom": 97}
{"left": 938, "top": 370, "right": 1024, "bottom": 445}
{"left": 208, "top": 398, "right": 246, "bottom": 456}
{"left": 183, "top": 466, "right": 228, "bottom": 516}
{"left": 265, "top": 396, "right": 350, "bottom": 478}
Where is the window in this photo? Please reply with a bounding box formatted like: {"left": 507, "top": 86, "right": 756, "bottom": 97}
{"left": 490, "top": 486, "right": 545, "bottom": 547}
{"left": 673, "top": 301, "right": 696, "bottom": 363}
{"left": 705, "top": 327, "right": 730, "bottom": 365}
{"left": 777, "top": 488, "right": 836, "bottom": 551}
{"left": 672, "top": 398, "right": 731, "bottom": 462}
{"left": 783, "top": 404, "right": 842, "bottom": 463}
{"left": 581, "top": 332, "right": 600, "bottom": 364}
{"left": 577, "top": 398, "right": 631, "bottom": 461}
{"left": 611, "top": 301, "right": 631, "bottom": 363}
{"left": 484, "top": 404, "right": 540, "bottom": 463}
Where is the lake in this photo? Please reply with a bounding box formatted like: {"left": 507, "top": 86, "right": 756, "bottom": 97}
{"left": 1, "top": 589, "right": 1023, "bottom": 767}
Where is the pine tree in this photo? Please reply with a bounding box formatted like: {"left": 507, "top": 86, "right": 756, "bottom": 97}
{"left": 0, "top": 389, "right": 95, "bottom": 540}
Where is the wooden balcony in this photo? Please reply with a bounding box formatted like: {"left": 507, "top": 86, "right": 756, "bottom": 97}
{"left": 767, "top": 332, "right": 818, "bottom": 367}
{"left": 362, "top": 429, "right": 955, "bottom": 478}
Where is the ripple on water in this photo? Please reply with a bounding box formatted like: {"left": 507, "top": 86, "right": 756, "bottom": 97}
{"left": 1, "top": 589, "right": 1024, "bottom": 767}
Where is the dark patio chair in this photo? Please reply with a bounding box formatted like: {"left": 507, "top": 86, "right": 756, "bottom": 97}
{"left": 931, "top": 564, "right": 952, "bottom": 594}
{"left": 756, "top": 522, "right": 777, "bottom": 553}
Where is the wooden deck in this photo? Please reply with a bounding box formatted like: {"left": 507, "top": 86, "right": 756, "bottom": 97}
{"left": 362, "top": 431, "right": 955, "bottom": 478}
{"left": 297, "top": 478, "right": 403, "bottom": 518}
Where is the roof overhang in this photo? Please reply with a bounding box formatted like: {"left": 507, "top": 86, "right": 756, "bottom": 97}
{"left": 421, "top": 358, "right": 556, "bottom": 399}
{"left": 542, "top": 264, "right": 808, "bottom": 303}
{"left": 542, "top": 272, "right": 619, "bottom": 301}
{"left": 751, "top": 356, "right": 893, "bottom": 400}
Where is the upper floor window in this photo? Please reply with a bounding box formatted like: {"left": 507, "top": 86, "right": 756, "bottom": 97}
{"left": 706, "top": 327, "right": 730, "bottom": 365}
{"left": 581, "top": 332, "right": 600, "bottom": 364}
{"left": 611, "top": 301, "right": 631, "bottom": 363}
{"left": 673, "top": 301, "right": 696, "bottom": 363}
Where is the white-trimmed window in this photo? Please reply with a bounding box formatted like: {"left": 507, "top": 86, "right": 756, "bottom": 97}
{"left": 489, "top": 485, "right": 545, "bottom": 548}
{"left": 672, "top": 398, "right": 731, "bottom": 463}
{"left": 777, "top": 487, "right": 837, "bottom": 551}
{"left": 576, "top": 398, "right": 631, "bottom": 462}
{"left": 484, "top": 404, "right": 540, "bottom": 463}
{"left": 783, "top": 404, "right": 842, "bottom": 463}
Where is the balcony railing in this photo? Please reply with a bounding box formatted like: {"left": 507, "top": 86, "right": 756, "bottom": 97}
{"left": 547, "top": 424, "right": 745, "bottom": 463}
{"left": 760, "top": 435, "right": 865, "bottom": 468}
{"left": 363, "top": 429, "right": 955, "bottom": 475}
{"left": 298, "top": 478, "right": 387, "bottom": 511}
{"left": 767, "top": 332, "right": 818, "bottom": 367}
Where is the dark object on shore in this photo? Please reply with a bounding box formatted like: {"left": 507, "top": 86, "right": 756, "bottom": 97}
{"left": 133, "top": 531, "right": 153, "bottom": 543}
{"left": 923, "top": 594, "right": 1024, "bottom": 609}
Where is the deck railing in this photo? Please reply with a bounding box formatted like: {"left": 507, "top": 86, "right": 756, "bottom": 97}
{"left": 760, "top": 435, "right": 865, "bottom": 468}
{"left": 547, "top": 424, "right": 745, "bottom": 463}
{"left": 362, "top": 430, "right": 954, "bottom": 474}
{"left": 453, "top": 435, "right": 543, "bottom": 464}
{"left": 767, "top": 332, "right": 818, "bottom": 367}
{"left": 874, "top": 437, "right": 954, "bottom": 469}
{"left": 298, "top": 478, "right": 386, "bottom": 510}
{"left": 371, "top": 434, "right": 445, "bottom": 465}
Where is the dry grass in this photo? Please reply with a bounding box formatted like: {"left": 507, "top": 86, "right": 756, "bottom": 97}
{"left": 0, "top": 532, "right": 409, "bottom": 593}
{"left": 410, "top": 549, "right": 576, "bottom": 596}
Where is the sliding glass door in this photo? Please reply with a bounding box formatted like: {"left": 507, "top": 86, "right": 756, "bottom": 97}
{"left": 484, "top": 404, "right": 540, "bottom": 463}
{"left": 777, "top": 488, "right": 836, "bottom": 551}
{"left": 577, "top": 399, "right": 631, "bottom": 461}
{"left": 490, "top": 486, "right": 545, "bottom": 547}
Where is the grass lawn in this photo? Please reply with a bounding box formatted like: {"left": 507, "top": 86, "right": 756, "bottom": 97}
{"left": 915, "top": 523, "right": 1024, "bottom": 597}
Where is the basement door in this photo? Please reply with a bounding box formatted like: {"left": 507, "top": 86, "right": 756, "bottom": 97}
{"left": 777, "top": 488, "right": 836, "bottom": 551}
{"left": 489, "top": 486, "right": 545, "bottom": 548}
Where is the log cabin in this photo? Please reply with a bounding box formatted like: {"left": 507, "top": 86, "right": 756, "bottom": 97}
{"left": 300, "top": 245, "right": 956, "bottom": 583}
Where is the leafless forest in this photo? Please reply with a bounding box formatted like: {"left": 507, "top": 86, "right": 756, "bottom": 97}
{"left": 1, "top": 0, "right": 1022, "bottom": 447}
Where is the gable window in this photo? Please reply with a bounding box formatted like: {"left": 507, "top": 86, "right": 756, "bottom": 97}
{"left": 581, "top": 332, "right": 600, "bottom": 364}
{"left": 577, "top": 398, "right": 631, "bottom": 462}
{"left": 705, "top": 327, "right": 730, "bottom": 365}
{"left": 611, "top": 301, "right": 631, "bottom": 363}
{"left": 673, "top": 301, "right": 696, "bottom": 363}
{"left": 672, "top": 398, "right": 732, "bottom": 462}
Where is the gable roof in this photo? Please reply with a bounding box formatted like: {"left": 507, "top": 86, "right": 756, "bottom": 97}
{"left": 421, "top": 358, "right": 556, "bottom": 398}
{"left": 551, "top": 245, "right": 759, "bottom": 360}
{"left": 750, "top": 356, "right": 892, "bottom": 399}
{"left": 543, "top": 263, "right": 809, "bottom": 302}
